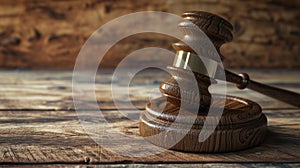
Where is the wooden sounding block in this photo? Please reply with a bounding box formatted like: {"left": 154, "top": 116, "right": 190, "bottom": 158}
{"left": 140, "top": 95, "right": 267, "bottom": 152}
{"left": 139, "top": 11, "right": 268, "bottom": 153}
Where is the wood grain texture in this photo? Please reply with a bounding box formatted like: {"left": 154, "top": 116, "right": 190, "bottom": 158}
{"left": 140, "top": 95, "right": 267, "bottom": 152}
{"left": 0, "top": 69, "right": 299, "bottom": 110}
{"left": 1, "top": 163, "right": 300, "bottom": 168}
{"left": 0, "top": 108, "right": 299, "bottom": 163}
{"left": 0, "top": 0, "right": 299, "bottom": 69}
{"left": 0, "top": 69, "right": 299, "bottom": 166}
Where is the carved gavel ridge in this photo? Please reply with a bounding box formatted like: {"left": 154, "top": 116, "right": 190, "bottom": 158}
{"left": 160, "top": 11, "right": 300, "bottom": 109}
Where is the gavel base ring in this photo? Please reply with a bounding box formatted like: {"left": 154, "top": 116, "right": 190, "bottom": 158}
{"left": 139, "top": 94, "right": 267, "bottom": 153}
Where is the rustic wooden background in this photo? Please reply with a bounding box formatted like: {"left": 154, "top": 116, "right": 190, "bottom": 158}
{"left": 0, "top": 0, "right": 299, "bottom": 69}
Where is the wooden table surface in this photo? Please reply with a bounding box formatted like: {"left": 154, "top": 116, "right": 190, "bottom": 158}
{"left": 0, "top": 69, "right": 299, "bottom": 167}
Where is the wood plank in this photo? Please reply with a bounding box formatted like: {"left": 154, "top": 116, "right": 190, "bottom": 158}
{"left": 1, "top": 163, "right": 300, "bottom": 168}
{"left": 0, "top": 107, "right": 299, "bottom": 163}
{"left": 0, "top": 69, "right": 299, "bottom": 163}
{"left": 0, "top": 69, "right": 299, "bottom": 110}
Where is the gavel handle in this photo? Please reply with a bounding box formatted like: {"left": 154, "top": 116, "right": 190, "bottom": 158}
{"left": 224, "top": 70, "right": 300, "bottom": 107}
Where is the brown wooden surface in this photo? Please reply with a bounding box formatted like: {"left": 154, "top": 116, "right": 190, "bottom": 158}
{"left": 0, "top": 69, "right": 299, "bottom": 167}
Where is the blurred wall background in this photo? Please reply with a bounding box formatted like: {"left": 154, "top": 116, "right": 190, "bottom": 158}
{"left": 0, "top": 0, "right": 299, "bottom": 69}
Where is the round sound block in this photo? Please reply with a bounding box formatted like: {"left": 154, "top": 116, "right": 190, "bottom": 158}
{"left": 139, "top": 94, "right": 267, "bottom": 153}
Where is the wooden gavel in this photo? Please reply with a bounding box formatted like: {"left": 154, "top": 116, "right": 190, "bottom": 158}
{"left": 140, "top": 11, "right": 287, "bottom": 153}
{"left": 160, "top": 11, "right": 300, "bottom": 109}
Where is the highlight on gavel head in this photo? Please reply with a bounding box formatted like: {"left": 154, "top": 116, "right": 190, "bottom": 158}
{"left": 159, "top": 11, "right": 234, "bottom": 111}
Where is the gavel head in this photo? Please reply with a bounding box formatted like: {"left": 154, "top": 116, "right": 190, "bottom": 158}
{"left": 159, "top": 11, "right": 233, "bottom": 112}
